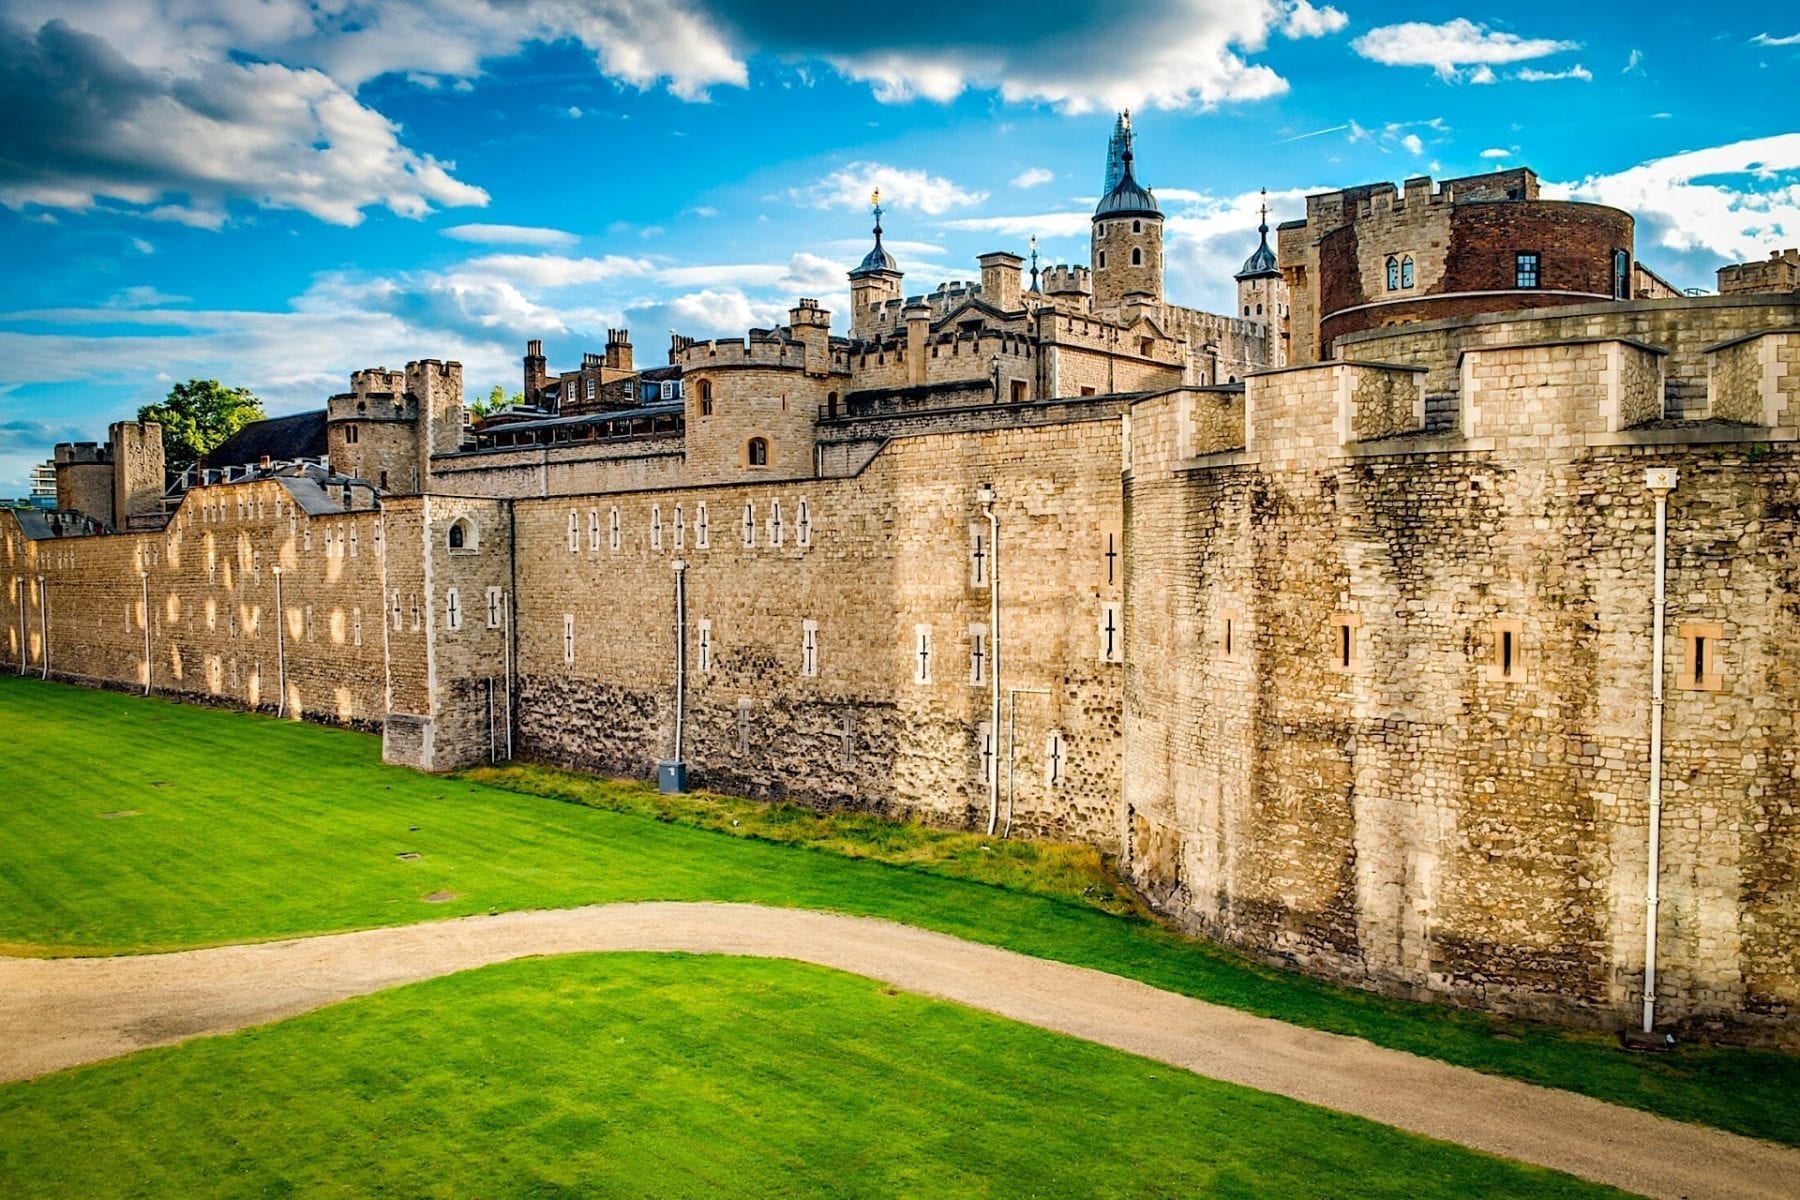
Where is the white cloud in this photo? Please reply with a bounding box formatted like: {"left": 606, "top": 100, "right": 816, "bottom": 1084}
{"left": 1011, "top": 167, "right": 1055, "bottom": 189}
{"left": 1623, "top": 48, "right": 1644, "bottom": 74}
{"left": 1550, "top": 133, "right": 1800, "bottom": 272}
{"left": 455, "top": 254, "right": 655, "bottom": 289}
{"left": 1751, "top": 32, "right": 1800, "bottom": 47}
{"left": 1515, "top": 64, "right": 1592, "bottom": 82}
{"left": 796, "top": 162, "right": 987, "bottom": 215}
{"left": 1401, "top": 134, "right": 1425, "bottom": 156}
{"left": 654, "top": 289, "right": 792, "bottom": 336}
{"left": 939, "top": 211, "right": 1094, "bottom": 239}
{"left": 1352, "top": 19, "right": 1579, "bottom": 80}
{"left": 1480, "top": 147, "right": 1510, "bottom": 159}
{"left": 1467, "top": 65, "right": 1496, "bottom": 84}
{"left": 1281, "top": 1, "right": 1350, "bottom": 39}
{"left": 131, "top": 238, "right": 155, "bottom": 255}
{"left": 442, "top": 223, "right": 579, "bottom": 248}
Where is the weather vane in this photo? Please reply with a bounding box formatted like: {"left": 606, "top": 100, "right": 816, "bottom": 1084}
{"left": 1029, "top": 234, "right": 1040, "bottom": 292}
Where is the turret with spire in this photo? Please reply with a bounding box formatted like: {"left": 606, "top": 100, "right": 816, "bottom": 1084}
{"left": 1235, "top": 188, "right": 1290, "bottom": 366}
{"left": 848, "top": 188, "right": 904, "bottom": 341}
{"left": 1091, "top": 112, "right": 1164, "bottom": 308}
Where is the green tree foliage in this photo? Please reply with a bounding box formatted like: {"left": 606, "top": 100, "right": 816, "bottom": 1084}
{"left": 468, "top": 385, "right": 524, "bottom": 420}
{"left": 137, "top": 380, "right": 266, "bottom": 469}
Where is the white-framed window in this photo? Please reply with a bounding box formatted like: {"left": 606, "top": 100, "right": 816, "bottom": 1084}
{"left": 801, "top": 619, "right": 819, "bottom": 677}
{"left": 697, "top": 618, "right": 713, "bottom": 672}
{"left": 373, "top": 519, "right": 384, "bottom": 557}
{"left": 609, "top": 506, "right": 621, "bottom": 553}
{"left": 660, "top": 380, "right": 676, "bottom": 400}
{"left": 567, "top": 510, "right": 579, "bottom": 552}
{"left": 741, "top": 502, "right": 755, "bottom": 548}
{"left": 589, "top": 509, "right": 601, "bottom": 552}
{"left": 563, "top": 614, "right": 576, "bottom": 664}
{"left": 651, "top": 503, "right": 663, "bottom": 552}
{"left": 695, "top": 502, "right": 709, "bottom": 549}
{"left": 447, "top": 517, "right": 476, "bottom": 553}
{"left": 1098, "top": 602, "right": 1123, "bottom": 663}
{"left": 767, "top": 499, "right": 783, "bottom": 548}
{"left": 674, "top": 504, "right": 685, "bottom": 550}
{"left": 796, "top": 498, "right": 812, "bottom": 548}
{"left": 968, "top": 622, "right": 988, "bottom": 685}
{"left": 976, "top": 722, "right": 996, "bottom": 784}
{"left": 913, "top": 624, "right": 933, "bottom": 685}
{"left": 410, "top": 597, "right": 421, "bottom": 632}
{"left": 303, "top": 525, "right": 312, "bottom": 553}
{"left": 586, "top": 377, "right": 597, "bottom": 401}
{"left": 349, "top": 525, "right": 359, "bottom": 558}
{"left": 486, "top": 587, "right": 502, "bottom": 629}
{"left": 353, "top": 606, "right": 363, "bottom": 648}
{"left": 445, "top": 588, "right": 462, "bottom": 631}
{"left": 392, "top": 591, "right": 403, "bottom": 632}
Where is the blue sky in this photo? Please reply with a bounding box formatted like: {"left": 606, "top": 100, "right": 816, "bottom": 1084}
{"left": 2, "top": 1, "right": 1797, "bottom": 492}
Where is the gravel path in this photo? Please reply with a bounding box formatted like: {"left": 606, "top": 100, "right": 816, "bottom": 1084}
{"left": 3, "top": 901, "right": 1795, "bottom": 1200}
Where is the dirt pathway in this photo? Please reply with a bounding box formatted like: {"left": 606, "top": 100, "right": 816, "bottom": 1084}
{"left": 2, "top": 902, "right": 1795, "bottom": 1200}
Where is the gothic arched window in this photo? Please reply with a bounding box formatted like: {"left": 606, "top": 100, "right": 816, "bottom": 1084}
{"left": 1386, "top": 256, "right": 1400, "bottom": 290}
{"left": 747, "top": 437, "right": 769, "bottom": 467}
{"left": 1400, "top": 256, "right": 1415, "bottom": 289}
{"left": 1131, "top": 247, "right": 1142, "bottom": 266}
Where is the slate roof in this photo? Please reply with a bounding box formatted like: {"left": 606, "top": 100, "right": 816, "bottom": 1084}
{"left": 198, "top": 411, "right": 328, "bottom": 468}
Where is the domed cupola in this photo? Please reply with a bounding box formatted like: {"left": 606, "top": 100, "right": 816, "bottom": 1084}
{"left": 1091, "top": 113, "right": 1164, "bottom": 307}
{"left": 850, "top": 190, "right": 901, "bottom": 278}
{"left": 1236, "top": 194, "right": 1281, "bottom": 280}
{"left": 1093, "top": 149, "right": 1161, "bottom": 222}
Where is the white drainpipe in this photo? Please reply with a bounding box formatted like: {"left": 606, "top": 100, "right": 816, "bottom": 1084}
{"left": 37, "top": 575, "right": 48, "bottom": 681}
{"left": 271, "top": 567, "right": 285, "bottom": 716}
{"left": 1642, "top": 466, "right": 1678, "bottom": 1033}
{"left": 979, "top": 483, "right": 1000, "bottom": 836}
{"left": 142, "top": 572, "right": 153, "bottom": 697}
{"left": 672, "top": 558, "right": 688, "bottom": 764}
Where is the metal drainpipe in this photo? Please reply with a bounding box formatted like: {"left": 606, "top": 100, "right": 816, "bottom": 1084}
{"left": 38, "top": 575, "right": 48, "bottom": 681}
{"left": 142, "top": 572, "right": 153, "bottom": 698}
{"left": 17, "top": 578, "right": 27, "bottom": 676}
{"left": 979, "top": 484, "right": 1001, "bottom": 835}
{"left": 672, "top": 558, "right": 688, "bottom": 764}
{"left": 1642, "top": 466, "right": 1678, "bottom": 1034}
{"left": 271, "top": 567, "right": 285, "bottom": 716}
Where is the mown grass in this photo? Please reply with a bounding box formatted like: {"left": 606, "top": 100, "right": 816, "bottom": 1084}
{"left": 3, "top": 673, "right": 1798, "bottom": 1149}
{"left": 0, "top": 954, "right": 1632, "bottom": 1200}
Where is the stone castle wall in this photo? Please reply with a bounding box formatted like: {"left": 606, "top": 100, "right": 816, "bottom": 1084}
{"left": 1125, "top": 324, "right": 1800, "bottom": 1038}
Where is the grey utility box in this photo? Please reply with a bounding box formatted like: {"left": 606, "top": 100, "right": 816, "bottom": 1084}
{"left": 657, "top": 759, "right": 688, "bottom": 794}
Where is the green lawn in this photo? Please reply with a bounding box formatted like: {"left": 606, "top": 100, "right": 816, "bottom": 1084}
{"left": 3, "top": 674, "right": 1798, "bottom": 1150}
{"left": 0, "top": 953, "right": 1630, "bottom": 1200}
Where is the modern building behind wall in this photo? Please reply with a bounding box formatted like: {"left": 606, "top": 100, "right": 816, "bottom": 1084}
{"left": 7, "top": 121, "right": 1800, "bottom": 1043}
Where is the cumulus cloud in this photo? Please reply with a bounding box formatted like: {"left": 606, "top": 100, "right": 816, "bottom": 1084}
{"left": 1400, "top": 134, "right": 1425, "bottom": 155}
{"left": 0, "top": 18, "right": 488, "bottom": 226}
{"left": 1010, "top": 167, "right": 1054, "bottom": 189}
{"left": 1352, "top": 18, "right": 1579, "bottom": 80}
{"left": 1550, "top": 133, "right": 1800, "bottom": 281}
{"left": 1515, "top": 64, "right": 1592, "bottom": 82}
{"left": 1281, "top": 1, "right": 1350, "bottom": 39}
{"left": 442, "top": 223, "right": 580, "bottom": 248}
{"left": 796, "top": 163, "right": 987, "bottom": 215}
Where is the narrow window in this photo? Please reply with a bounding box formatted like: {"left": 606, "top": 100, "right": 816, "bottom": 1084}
{"left": 747, "top": 437, "right": 769, "bottom": 467}
{"left": 345, "top": 425, "right": 359, "bottom": 445}
{"left": 1098, "top": 602, "right": 1123, "bottom": 663}
{"left": 801, "top": 619, "right": 819, "bottom": 678}
{"left": 795, "top": 498, "right": 812, "bottom": 549}
{"left": 651, "top": 503, "right": 663, "bottom": 552}
{"left": 698, "top": 379, "right": 714, "bottom": 417}
{"left": 392, "top": 591, "right": 403, "bottom": 632}
{"left": 742, "top": 502, "right": 756, "bottom": 548}
{"left": 1516, "top": 252, "right": 1540, "bottom": 289}
{"left": 695, "top": 501, "right": 709, "bottom": 550}
{"left": 585, "top": 377, "right": 596, "bottom": 401}
{"left": 674, "top": 504, "right": 685, "bottom": 550}
{"left": 767, "top": 499, "right": 784, "bottom": 548}
{"left": 1677, "top": 623, "right": 1724, "bottom": 691}
{"left": 1131, "top": 247, "right": 1142, "bottom": 266}
{"left": 1614, "top": 249, "right": 1630, "bottom": 300}
{"left": 970, "top": 522, "right": 989, "bottom": 587}
{"left": 1044, "top": 730, "right": 1066, "bottom": 787}
{"left": 589, "top": 509, "right": 600, "bottom": 551}
{"left": 1386, "top": 256, "right": 1400, "bottom": 290}
{"left": 609, "top": 506, "right": 622, "bottom": 552}
{"left": 563, "top": 614, "right": 575, "bottom": 664}
{"left": 1400, "top": 256, "right": 1414, "bottom": 289}
{"left": 353, "top": 607, "right": 362, "bottom": 648}
{"left": 486, "top": 587, "right": 501, "bottom": 629}
{"left": 976, "top": 723, "right": 996, "bottom": 784}
{"left": 1331, "top": 612, "right": 1361, "bottom": 670}
{"left": 697, "top": 618, "right": 712, "bottom": 672}
{"left": 1011, "top": 379, "right": 1028, "bottom": 403}
{"left": 1098, "top": 250, "right": 1107, "bottom": 269}
{"left": 914, "top": 624, "right": 933, "bottom": 685}
{"left": 1132, "top": 219, "right": 1141, "bottom": 234}
{"left": 1221, "top": 609, "right": 1237, "bottom": 659}
{"left": 349, "top": 526, "right": 358, "bottom": 558}
{"left": 567, "top": 510, "right": 579, "bottom": 552}
{"left": 1488, "top": 619, "right": 1524, "bottom": 683}
{"left": 445, "top": 588, "right": 462, "bottom": 631}
{"left": 969, "top": 622, "right": 988, "bottom": 685}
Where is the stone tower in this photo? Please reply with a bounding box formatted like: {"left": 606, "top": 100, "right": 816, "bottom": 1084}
{"left": 1091, "top": 113, "right": 1163, "bottom": 309}
{"left": 108, "top": 419, "right": 166, "bottom": 531}
{"left": 1235, "top": 190, "right": 1290, "bottom": 368}
{"left": 849, "top": 192, "right": 903, "bottom": 341}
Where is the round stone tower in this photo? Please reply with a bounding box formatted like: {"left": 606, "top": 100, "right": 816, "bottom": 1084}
{"left": 1091, "top": 114, "right": 1163, "bottom": 309}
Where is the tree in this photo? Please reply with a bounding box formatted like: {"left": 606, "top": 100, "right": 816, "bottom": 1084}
{"left": 468, "top": 385, "right": 523, "bottom": 420}
{"left": 138, "top": 380, "right": 265, "bottom": 469}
